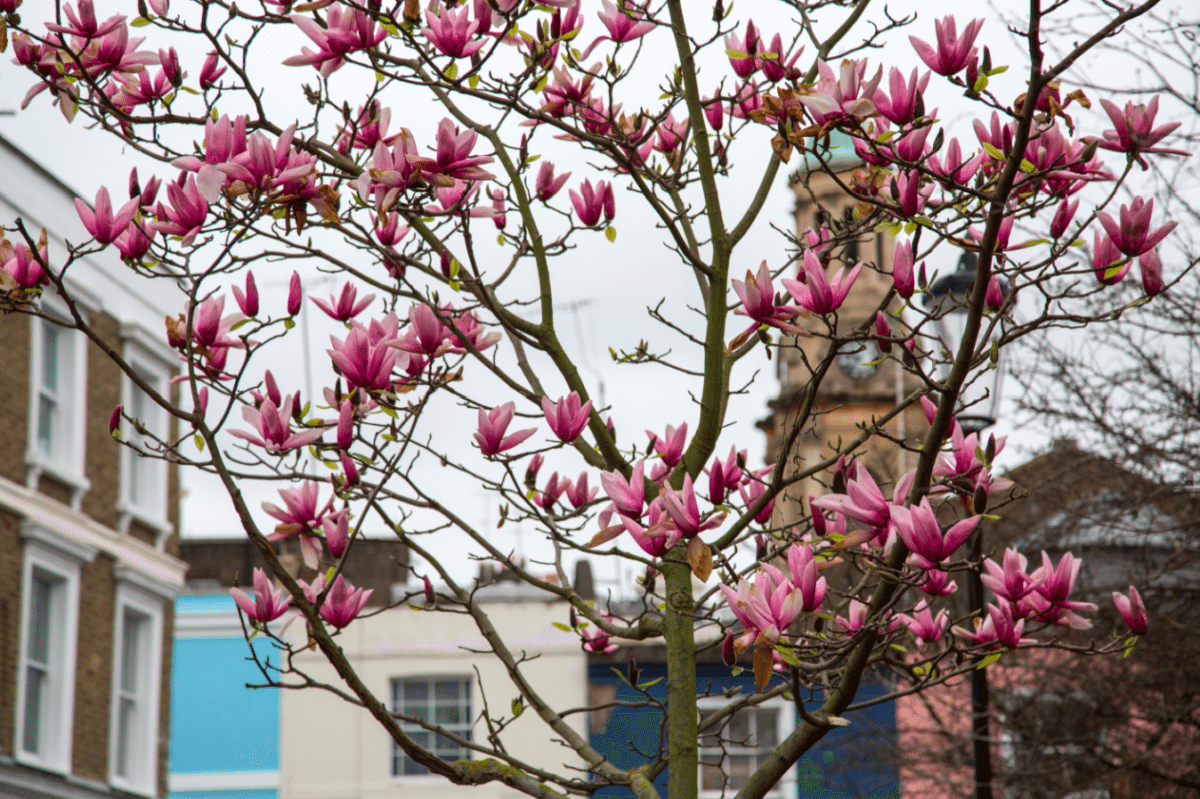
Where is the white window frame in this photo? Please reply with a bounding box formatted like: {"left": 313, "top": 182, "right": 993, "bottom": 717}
{"left": 108, "top": 579, "right": 165, "bottom": 797}
{"left": 389, "top": 675, "right": 473, "bottom": 781}
{"left": 697, "top": 695, "right": 796, "bottom": 799}
{"left": 117, "top": 326, "right": 176, "bottom": 545}
{"left": 25, "top": 292, "right": 90, "bottom": 509}
{"left": 14, "top": 522, "right": 94, "bottom": 774}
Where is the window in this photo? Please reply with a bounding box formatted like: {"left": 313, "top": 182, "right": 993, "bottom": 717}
{"left": 26, "top": 299, "right": 89, "bottom": 504}
{"left": 15, "top": 527, "right": 88, "bottom": 773}
{"left": 698, "top": 700, "right": 793, "bottom": 798}
{"left": 109, "top": 581, "right": 164, "bottom": 796}
{"left": 118, "top": 335, "right": 173, "bottom": 540}
{"left": 997, "top": 689, "right": 1117, "bottom": 799}
{"left": 391, "top": 677, "right": 472, "bottom": 777}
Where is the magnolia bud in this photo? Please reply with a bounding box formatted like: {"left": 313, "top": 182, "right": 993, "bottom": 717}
{"left": 627, "top": 654, "right": 639, "bottom": 687}
{"left": 569, "top": 606, "right": 578, "bottom": 630}
{"left": 287, "top": 271, "right": 302, "bottom": 316}
{"left": 875, "top": 311, "right": 892, "bottom": 353}
{"left": 423, "top": 575, "right": 435, "bottom": 605}
{"left": 810, "top": 496, "right": 826, "bottom": 535}
{"left": 755, "top": 533, "right": 767, "bottom": 561}
{"left": 985, "top": 434, "right": 997, "bottom": 463}
{"left": 109, "top": 405, "right": 122, "bottom": 437}
{"left": 128, "top": 168, "right": 140, "bottom": 199}
{"left": 722, "top": 631, "right": 736, "bottom": 666}
{"left": 972, "top": 484, "right": 988, "bottom": 515}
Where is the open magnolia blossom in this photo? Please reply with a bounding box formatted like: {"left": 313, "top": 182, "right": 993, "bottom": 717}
{"left": 1, "top": 0, "right": 1184, "bottom": 797}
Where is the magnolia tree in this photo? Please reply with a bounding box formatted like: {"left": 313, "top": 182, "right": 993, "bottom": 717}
{"left": 0, "top": 0, "right": 1186, "bottom": 796}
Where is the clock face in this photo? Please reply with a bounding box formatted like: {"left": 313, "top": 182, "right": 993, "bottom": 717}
{"left": 837, "top": 341, "right": 883, "bottom": 381}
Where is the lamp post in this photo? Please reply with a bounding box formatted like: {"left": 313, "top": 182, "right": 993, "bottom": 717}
{"left": 924, "top": 251, "right": 1008, "bottom": 799}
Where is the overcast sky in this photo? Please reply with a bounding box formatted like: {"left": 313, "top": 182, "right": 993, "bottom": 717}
{"left": 1, "top": 0, "right": 1188, "bottom": 594}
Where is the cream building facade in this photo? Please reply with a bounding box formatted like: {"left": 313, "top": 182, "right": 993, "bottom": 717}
{"left": 278, "top": 585, "right": 587, "bottom": 799}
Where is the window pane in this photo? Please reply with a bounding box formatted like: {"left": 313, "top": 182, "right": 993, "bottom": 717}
{"left": 22, "top": 666, "right": 46, "bottom": 754}
{"left": 728, "top": 755, "right": 753, "bottom": 789}
{"left": 37, "top": 396, "right": 56, "bottom": 457}
{"left": 41, "top": 323, "right": 59, "bottom": 393}
{"left": 435, "top": 705, "right": 461, "bottom": 725}
{"left": 27, "top": 574, "right": 53, "bottom": 665}
{"left": 701, "top": 755, "right": 725, "bottom": 791}
{"left": 403, "top": 756, "right": 429, "bottom": 776}
{"left": 434, "top": 680, "right": 461, "bottom": 701}
{"left": 756, "top": 708, "right": 778, "bottom": 747}
{"left": 115, "top": 696, "right": 136, "bottom": 777}
{"left": 404, "top": 681, "right": 428, "bottom": 702}
{"left": 729, "top": 710, "right": 749, "bottom": 742}
{"left": 121, "top": 610, "right": 145, "bottom": 694}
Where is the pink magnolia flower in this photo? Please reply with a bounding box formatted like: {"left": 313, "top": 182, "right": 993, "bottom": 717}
{"left": 811, "top": 466, "right": 893, "bottom": 536}
{"left": 288, "top": 271, "right": 303, "bottom": 316}
{"left": 761, "top": 33, "right": 802, "bottom": 82}
{"left": 783, "top": 249, "right": 863, "bottom": 315}
{"left": 800, "top": 59, "right": 881, "bottom": 125}
{"left": 875, "top": 66, "right": 930, "bottom": 125}
{"left": 706, "top": 445, "right": 745, "bottom": 505}
{"left": 909, "top": 16, "right": 984, "bottom": 77}
{"left": 446, "top": 311, "right": 501, "bottom": 355}
{"left": 1096, "top": 197, "right": 1178, "bottom": 257}
{"left": 661, "top": 474, "right": 724, "bottom": 538}
{"left": 374, "top": 212, "right": 409, "bottom": 247}
{"left": 580, "top": 616, "right": 620, "bottom": 654}
{"left": 1050, "top": 197, "right": 1079, "bottom": 239}
{"left": 892, "top": 498, "right": 981, "bottom": 569}
{"left": 475, "top": 402, "right": 537, "bottom": 456}
{"left": 898, "top": 600, "right": 948, "bottom": 645}
{"left": 114, "top": 221, "right": 155, "bottom": 261}
{"left": 263, "top": 481, "right": 334, "bottom": 569}
{"left": 229, "top": 567, "right": 291, "bottom": 624}
{"left": 892, "top": 239, "right": 916, "bottom": 299}
{"left": 536, "top": 161, "right": 571, "bottom": 201}
{"left": 324, "top": 510, "right": 351, "bottom": 558}
{"left": 1112, "top": 585, "right": 1148, "bottom": 635}
{"left": 1, "top": 239, "right": 49, "bottom": 290}
{"left": 313, "top": 282, "right": 375, "bottom": 322}
{"left": 928, "top": 138, "right": 985, "bottom": 187}
{"left": 328, "top": 325, "right": 398, "bottom": 392}
{"left": 283, "top": 7, "right": 386, "bottom": 78}
{"left": 153, "top": 175, "right": 209, "bottom": 246}
{"left": 646, "top": 422, "right": 687, "bottom": 469}
{"left": 601, "top": 460, "right": 646, "bottom": 519}
{"left": 542, "top": 391, "right": 593, "bottom": 442}
{"left": 724, "top": 19, "right": 762, "bottom": 78}
{"left": 423, "top": 3, "right": 484, "bottom": 59}
{"left": 785, "top": 544, "right": 827, "bottom": 612}
{"left": 412, "top": 118, "right": 496, "bottom": 185}
{"left": 569, "top": 179, "right": 615, "bottom": 227}
{"left": 1140, "top": 249, "right": 1163, "bottom": 295}
{"left": 75, "top": 186, "right": 139, "bottom": 246}
{"left": 315, "top": 574, "right": 373, "bottom": 628}
{"left": 393, "top": 304, "right": 450, "bottom": 357}
{"left": 890, "top": 170, "right": 930, "bottom": 218}
{"left": 1095, "top": 96, "right": 1190, "bottom": 170}
{"left": 892, "top": 125, "right": 933, "bottom": 164}
{"left": 739, "top": 467, "right": 776, "bottom": 525}
{"left": 981, "top": 548, "right": 1043, "bottom": 604}
{"left": 565, "top": 472, "right": 598, "bottom": 509}
{"left": 199, "top": 49, "right": 226, "bottom": 90}
{"left": 920, "top": 569, "right": 957, "bottom": 597}
{"left": 535, "top": 471, "right": 569, "bottom": 510}
{"left": 188, "top": 295, "right": 245, "bottom": 354}
{"left": 231, "top": 271, "right": 259, "bottom": 317}
{"left": 45, "top": 0, "right": 124, "bottom": 38}
{"left": 731, "top": 261, "right": 806, "bottom": 340}
{"left": 1092, "top": 231, "right": 1129, "bottom": 285}
{"left": 230, "top": 394, "right": 325, "bottom": 453}
{"left": 591, "top": 0, "right": 655, "bottom": 48}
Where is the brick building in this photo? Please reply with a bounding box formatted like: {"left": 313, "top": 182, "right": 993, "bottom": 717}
{"left": 0, "top": 134, "right": 186, "bottom": 798}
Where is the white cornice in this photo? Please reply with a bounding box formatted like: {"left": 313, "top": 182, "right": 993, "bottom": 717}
{"left": 169, "top": 770, "right": 280, "bottom": 791}
{"left": 0, "top": 475, "right": 186, "bottom": 589}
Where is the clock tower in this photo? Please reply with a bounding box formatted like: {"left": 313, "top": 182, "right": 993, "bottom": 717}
{"left": 759, "top": 133, "right": 928, "bottom": 526}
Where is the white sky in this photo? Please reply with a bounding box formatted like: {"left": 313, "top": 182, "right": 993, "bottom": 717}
{"left": 1, "top": 0, "right": 1190, "bottom": 594}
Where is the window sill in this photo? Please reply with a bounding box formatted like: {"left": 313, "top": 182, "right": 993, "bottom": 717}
{"left": 13, "top": 749, "right": 71, "bottom": 779}
{"left": 116, "top": 501, "right": 174, "bottom": 549}
{"left": 24, "top": 453, "right": 90, "bottom": 511}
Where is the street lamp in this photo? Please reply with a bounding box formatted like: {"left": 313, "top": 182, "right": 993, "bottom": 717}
{"left": 924, "top": 250, "right": 1010, "bottom": 799}
{"left": 924, "top": 251, "right": 1008, "bottom": 435}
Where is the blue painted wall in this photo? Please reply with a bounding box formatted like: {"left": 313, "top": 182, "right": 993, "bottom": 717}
{"left": 169, "top": 594, "right": 280, "bottom": 799}
{"left": 588, "top": 661, "right": 899, "bottom": 799}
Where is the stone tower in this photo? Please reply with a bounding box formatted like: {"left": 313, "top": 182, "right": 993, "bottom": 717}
{"left": 759, "top": 133, "right": 928, "bottom": 527}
